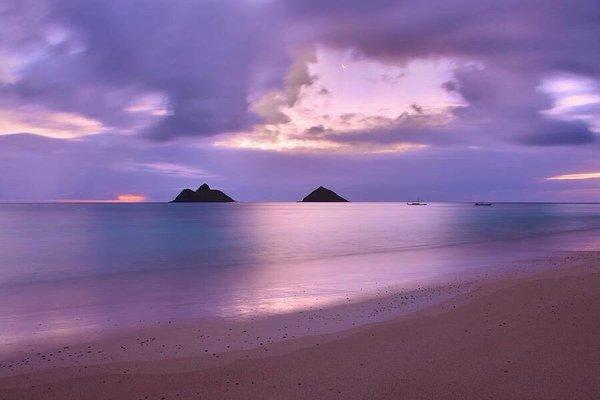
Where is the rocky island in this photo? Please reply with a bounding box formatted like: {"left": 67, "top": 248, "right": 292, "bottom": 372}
{"left": 171, "top": 183, "right": 235, "bottom": 202}
{"left": 301, "top": 186, "right": 349, "bottom": 202}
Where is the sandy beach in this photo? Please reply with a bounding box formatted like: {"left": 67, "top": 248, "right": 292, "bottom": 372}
{"left": 1, "top": 250, "right": 599, "bottom": 399}
{"left": 2, "top": 0, "right": 600, "bottom": 396}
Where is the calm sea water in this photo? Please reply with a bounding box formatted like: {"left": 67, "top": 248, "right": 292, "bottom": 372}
{"left": 1, "top": 202, "right": 599, "bottom": 351}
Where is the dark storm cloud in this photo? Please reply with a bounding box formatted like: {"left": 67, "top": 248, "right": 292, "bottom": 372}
{"left": 284, "top": 0, "right": 600, "bottom": 70}
{"left": 1, "top": 0, "right": 290, "bottom": 138}
{"left": 518, "top": 120, "right": 596, "bottom": 146}
{"left": 315, "top": 111, "right": 462, "bottom": 148}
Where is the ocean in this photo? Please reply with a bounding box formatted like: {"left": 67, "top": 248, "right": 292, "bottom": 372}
{"left": 1, "top": 202, "right": 599, "bottom": 352}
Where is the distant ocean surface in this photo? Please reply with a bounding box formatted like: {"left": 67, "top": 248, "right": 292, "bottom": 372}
{"left": 1, "top": 202, "right": 599, "bottom": 351}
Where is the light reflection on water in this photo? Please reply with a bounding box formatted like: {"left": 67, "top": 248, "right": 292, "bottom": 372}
{"left": 0, "top": 202, "right": 599, "bottom": 350}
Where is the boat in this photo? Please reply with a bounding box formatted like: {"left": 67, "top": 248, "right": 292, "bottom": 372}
{"left": 407, "top": 200, "right": 428, "bottom": 205}
{"left": 474, "top": 202, "right": 493, "bottom": 206}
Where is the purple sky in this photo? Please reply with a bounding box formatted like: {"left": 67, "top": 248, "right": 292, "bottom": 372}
{"left": 0, "top": 0, "right": 598, "bottom": 202}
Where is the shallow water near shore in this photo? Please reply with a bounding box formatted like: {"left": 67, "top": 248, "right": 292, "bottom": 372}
{"left": 1, "top": 202, "right": 599, "bottom": 355}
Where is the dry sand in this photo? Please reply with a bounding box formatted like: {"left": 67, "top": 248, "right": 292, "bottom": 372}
{"left": 1, "top": 251, "right": 599, "bottom": 399}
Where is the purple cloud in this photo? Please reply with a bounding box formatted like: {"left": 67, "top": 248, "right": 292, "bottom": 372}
{"left": 0, "top": 0, "right": 599, "bottom": 201}
{"left": 282, "top": 0, "right": 600, "bottom": 146}
{"left": 2, "top": 0, "right": 600, "bottom": 145}
{"left": 1, "top": 0, "right": 291, "bottom": 139}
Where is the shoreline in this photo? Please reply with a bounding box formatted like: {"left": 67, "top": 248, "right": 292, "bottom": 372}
{"left": 0, "top": 275, "right": 473, "bottom": 374}
{"left": 0, "top": 245, "right": 584, "bottom": 371}
{"left": 1, "top": 250, "right": 599, "bottom": 398}
{"left": 2, "top": 226, "right": 598, "bottom": 363}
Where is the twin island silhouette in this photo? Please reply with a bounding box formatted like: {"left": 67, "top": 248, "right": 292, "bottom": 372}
{"left": 172, "top": 183, "right": 349, "bottom": 203}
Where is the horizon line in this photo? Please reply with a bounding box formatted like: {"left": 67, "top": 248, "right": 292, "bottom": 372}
{"left": 1, "top": 201, "right": 599, "bottom": 205}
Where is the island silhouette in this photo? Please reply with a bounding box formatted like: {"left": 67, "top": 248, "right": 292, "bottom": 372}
{"left": 301, "top": 186, "right": 348, "bottom": 202}
{"left": 171, "top": 184, "right": 349, "bottom": 202}
{"left": 171, "top": 183, "right": 235, "bottom": 202}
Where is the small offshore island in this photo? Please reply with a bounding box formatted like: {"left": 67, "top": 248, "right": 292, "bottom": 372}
{"left": 301, "top": 186, "right": 348, "bottom": 202}
{"left": 171, "top": 184, "right": 349, "bottom": 202}
{"left": 172, "top": 183, "right": 235, "bottom": 202}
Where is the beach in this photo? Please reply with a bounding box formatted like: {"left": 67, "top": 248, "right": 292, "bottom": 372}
{"left": 2, "top": 0, "right": 600, "bottom": 397}
{"left": 1, "top": 250, "right": 599, "bottom": 399}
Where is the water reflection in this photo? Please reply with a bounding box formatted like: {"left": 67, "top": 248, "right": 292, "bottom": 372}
{"left": 0, "top": 202, "right": 599, "bottom": 352}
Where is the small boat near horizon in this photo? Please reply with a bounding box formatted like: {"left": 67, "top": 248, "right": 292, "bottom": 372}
{"left": 474, "top": 202, "right": 493, "bottom": 206}
{"left": 407, "top": 200, "right": 428, "bottom": 205}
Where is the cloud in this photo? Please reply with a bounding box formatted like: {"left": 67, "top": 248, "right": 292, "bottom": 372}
{"left": 0, "top": 131, "right": 598, "bottom": 202}
{"left": 539, "top": 74, "right": 600, "bottom": 133}
{"left": 0, "top": 107, "right": 104, "bottom": 139}
{"left": 125, "top": 162, "right": 211, "bottom": 179}
{"left": 248, "top": 48, "right": 317, "bottom": 124}
{"left": 219, "top": 48, "right": 463, "bottom": 153}
{"left": 547, "top": 172, "right": 600, "bottom": 181}
{"left": 2, "top": 0, "right": 600, "bottom": 149}
{"left": 517, "top": 119, "right": 596, "bottom": 146}
{"left": 280, "top": 0, "right": 600, "bottom": 148}
{"left": 0, "top": 0, "right": 290, "bottom": 140}
{"left": 0, "top": 133, "right": 220, "bottom": 201}
{"left": 284, "top": 0, "right": 600, "bottom": 71}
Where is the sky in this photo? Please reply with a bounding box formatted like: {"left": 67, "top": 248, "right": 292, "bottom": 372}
{"left": 0, "top": 0, "right": 598, "bottom": 202}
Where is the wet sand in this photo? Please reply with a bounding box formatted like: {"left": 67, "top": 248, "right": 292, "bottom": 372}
{"left": 1, "top": 251, "right": 599, "bottom": 399}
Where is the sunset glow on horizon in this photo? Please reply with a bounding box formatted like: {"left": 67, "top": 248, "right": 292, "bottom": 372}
{"left": 117, "top": 194, "right": 147, "bottom": 202}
